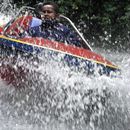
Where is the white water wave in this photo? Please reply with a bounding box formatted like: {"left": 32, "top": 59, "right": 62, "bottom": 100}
{"left": 0, "top": 3, "right": 130, "bottom": 130}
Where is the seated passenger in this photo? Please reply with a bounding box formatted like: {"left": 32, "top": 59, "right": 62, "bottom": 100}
{"left": 28, "top": 2, "right": 82, "bottom": 48}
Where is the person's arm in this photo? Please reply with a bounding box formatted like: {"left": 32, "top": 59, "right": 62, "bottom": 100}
{"left": 65, "top": 27, "right": 90, "bottom": 50}
{"left": 66, "top": 29, "right": 82, "bottom": 48}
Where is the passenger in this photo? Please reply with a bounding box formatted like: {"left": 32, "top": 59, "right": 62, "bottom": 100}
{"left": 28, "top": 1, "right": 83, "bottom": 48}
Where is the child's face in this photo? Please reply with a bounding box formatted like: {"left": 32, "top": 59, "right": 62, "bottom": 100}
{"left": 40, "top": 5, "right": 57, "bottom": 20}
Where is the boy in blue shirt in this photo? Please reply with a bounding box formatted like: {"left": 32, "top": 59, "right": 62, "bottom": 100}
{"left": 29, "top": 2, "right": 82, "bottom": 48}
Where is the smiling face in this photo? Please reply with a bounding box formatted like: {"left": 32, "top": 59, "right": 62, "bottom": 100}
{"left": 40, "top": 5, "right": 57, "bottom": 20}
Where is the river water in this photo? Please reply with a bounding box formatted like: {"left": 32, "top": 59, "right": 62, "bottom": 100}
{"left": 0, "top": 1, "right": 130, "bottom": 130}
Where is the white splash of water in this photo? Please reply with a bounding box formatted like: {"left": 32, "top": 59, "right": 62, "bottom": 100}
{"left": 0, "top": 47, "right": 129, "bottom": 130}
{"left": 0, "top": 14, "right": 11, "bottom": 26}
{"left": 0, "top": 2, "right": 130, "bottom": 130}
{"left": 0, "top": 0, "right": 16, "bottom": 26}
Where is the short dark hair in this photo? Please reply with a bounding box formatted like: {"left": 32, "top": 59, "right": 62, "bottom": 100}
{"left": 42, "top": 1, "right": 59, "bottom": 14}
{"left": 34, "top": 2, "right": 43, "bottom": 12}
{"left": 34, "top": 2, "right": 43, "bottom": 18}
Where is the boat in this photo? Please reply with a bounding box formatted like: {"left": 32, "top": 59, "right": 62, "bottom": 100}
{"left": 0, "top": 6, "right": 120, "bottom": 85}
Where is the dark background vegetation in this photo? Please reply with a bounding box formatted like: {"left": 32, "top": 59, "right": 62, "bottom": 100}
{"left": 12, "top": 0, "right": 130, "bottom": 50}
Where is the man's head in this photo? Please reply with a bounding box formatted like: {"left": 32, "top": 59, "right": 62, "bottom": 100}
{"left": 39, "top": 2, "right": 59, "bottom": 20}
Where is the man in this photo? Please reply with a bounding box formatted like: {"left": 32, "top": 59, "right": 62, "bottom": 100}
{"left": 28, "top": 1, "right": 82, "bottom": 47}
